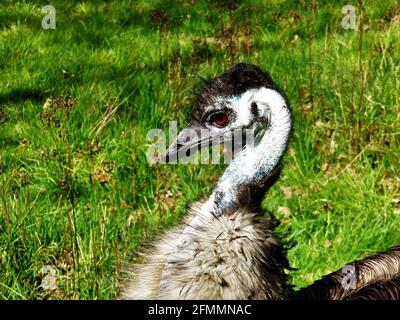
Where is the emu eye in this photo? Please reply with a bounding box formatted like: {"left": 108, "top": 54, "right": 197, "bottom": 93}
{"left": 208, "top": 112, "right": 229, "bottom": 127}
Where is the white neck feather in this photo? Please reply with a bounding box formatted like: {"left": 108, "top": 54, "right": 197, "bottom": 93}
{"left": 200, "top": 88, "right": 292, "bottom": 217}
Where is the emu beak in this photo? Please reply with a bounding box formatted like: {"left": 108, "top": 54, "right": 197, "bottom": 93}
{"left": 158, "top": 123, "right": 225, "bottom": 164}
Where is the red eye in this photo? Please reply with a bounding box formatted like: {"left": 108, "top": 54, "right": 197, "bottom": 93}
{"left": 209, "top": 112, "right": 228, "bottom": 127}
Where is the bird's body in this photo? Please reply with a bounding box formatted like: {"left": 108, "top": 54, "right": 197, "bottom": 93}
{"left": 120, "top": 63, "right": 400, "bottom": 300}
{"left": 121, "top": 201, "right": 291, "bottom": 299}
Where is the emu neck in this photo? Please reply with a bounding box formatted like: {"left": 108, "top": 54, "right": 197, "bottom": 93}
{"left": 202, "top": 88, "right": 292, "bottom": 217}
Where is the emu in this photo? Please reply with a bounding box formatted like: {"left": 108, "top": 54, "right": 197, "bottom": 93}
{"left": 120, "top": 63, "right": 400, "bottom": 300}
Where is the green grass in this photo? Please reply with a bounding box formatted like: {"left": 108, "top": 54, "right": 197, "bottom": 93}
{"left": 0, "top": 0, "right": 399, "bottom": 299}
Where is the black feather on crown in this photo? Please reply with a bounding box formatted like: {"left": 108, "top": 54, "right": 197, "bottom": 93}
{"left": 191, "top": 63, "right": 278, "bottom": 122}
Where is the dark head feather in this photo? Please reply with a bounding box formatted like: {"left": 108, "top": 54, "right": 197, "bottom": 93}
{"left": 191, "top": 63, "right": 279, "bottom": 122}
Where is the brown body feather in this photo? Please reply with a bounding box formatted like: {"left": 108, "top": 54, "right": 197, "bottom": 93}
{"left": 295, "top": 246, "right": 400, "bottom": 300}
{"left": 120, "top": 202, "right": 291, "bottom": 300}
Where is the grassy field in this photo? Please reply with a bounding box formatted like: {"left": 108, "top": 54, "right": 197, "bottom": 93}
{"left": 0, "top": 0, "right": 399, "bottom": 299}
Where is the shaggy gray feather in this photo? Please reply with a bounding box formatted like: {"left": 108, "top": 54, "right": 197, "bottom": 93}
{"left": 120, "top": 201, "right": 291, "bottom": 300}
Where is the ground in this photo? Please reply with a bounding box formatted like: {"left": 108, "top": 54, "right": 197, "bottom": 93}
{"left": 0, "top": 0, "right": 399, "bottom": 299}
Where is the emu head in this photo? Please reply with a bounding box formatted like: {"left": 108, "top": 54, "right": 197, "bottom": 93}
{"left": 160, "top": 63, "right": 292, "bottom": 165}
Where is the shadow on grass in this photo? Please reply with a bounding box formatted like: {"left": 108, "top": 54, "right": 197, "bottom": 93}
{"left": 0, "top": 88, "right": 45, "bottom": 105}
